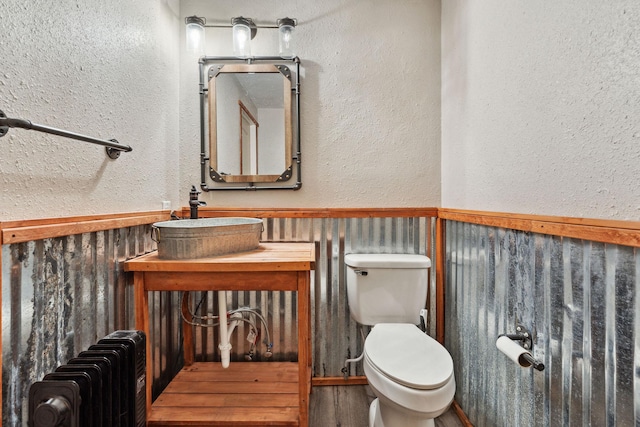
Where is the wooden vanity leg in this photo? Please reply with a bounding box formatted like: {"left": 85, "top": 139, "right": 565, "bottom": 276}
{"left": 181, "top": 291, "right": 194, "bottom": 366}
{"left": 298, "top": 271, "right": 311, "bottom": 426}
{"left": 133, "top": 272, "right": 152, "bottom": 418}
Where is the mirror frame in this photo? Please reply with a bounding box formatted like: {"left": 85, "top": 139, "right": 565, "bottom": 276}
{"left": 208, "top": 63, "right": 293, "bottom": 183}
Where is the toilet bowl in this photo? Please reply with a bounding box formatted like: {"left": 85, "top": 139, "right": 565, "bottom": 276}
{"left": 362, "top": 324, "right": 455, "bottom": 427}
{"left": 344, "top": 254, "right": 456, "bottom": 427}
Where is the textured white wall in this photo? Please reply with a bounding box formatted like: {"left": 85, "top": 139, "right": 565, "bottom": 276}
{"left": 0, "top": 0, "right": 440, "bottom": 220}
{"left": 179, "top": 0, "right": 441, "bottom": 208}
{"left": 5, "top": 1, "right": 637, "bottom": 221}
{"left": 0, "top": 0, "right": 181, "bottom": 221}
{"left": 442, "top": 1, "right": 640, "bottom": 220}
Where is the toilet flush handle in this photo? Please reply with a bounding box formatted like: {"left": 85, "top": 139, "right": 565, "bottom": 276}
{"left": 354, "top": 270, "right": 368, "bottom": 276}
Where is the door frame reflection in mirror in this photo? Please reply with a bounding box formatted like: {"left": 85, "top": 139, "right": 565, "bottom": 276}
{"left": 199, "top": 57, "right": 301, "bottom": 191}
{"left": 239, "top": 100, "right": 259, "bottom": 175}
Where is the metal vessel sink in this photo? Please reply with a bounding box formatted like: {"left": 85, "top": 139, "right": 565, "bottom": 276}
{"left": 152, "top": 218, "right": 263, "bottom": 259}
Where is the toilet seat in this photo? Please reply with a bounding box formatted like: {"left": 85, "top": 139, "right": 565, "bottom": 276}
{"left": 364, "top": 323, "right": 453, "bottom": 390}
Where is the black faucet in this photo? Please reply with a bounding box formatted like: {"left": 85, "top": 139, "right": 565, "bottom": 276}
{"left": 189, "top": 185, "right": 206, "bottom": 219}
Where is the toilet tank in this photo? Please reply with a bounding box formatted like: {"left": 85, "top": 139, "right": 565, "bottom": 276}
{"left": 344, "top": 254, "right": 431, "bottom": 326}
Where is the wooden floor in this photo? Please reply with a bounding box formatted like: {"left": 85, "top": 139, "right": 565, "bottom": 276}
{"left": 149, "top": 362, "right": 301, "bottom": 426}
{"left": 148, "top": 363, "right": 463, "bottom": 426}
{"left": 309, "top": 385, "right": 464, "bottom": 427}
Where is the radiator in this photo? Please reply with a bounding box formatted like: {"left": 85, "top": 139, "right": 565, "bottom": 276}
{"left": 28, "top": 330, "right": 146, "bottom": 427}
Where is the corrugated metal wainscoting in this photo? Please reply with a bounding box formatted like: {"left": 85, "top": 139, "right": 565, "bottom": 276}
{"left": 1, "top": 224, "right": 155, "bottom": 426}
{"left": 185, "top": 217, "right": 435, "bottom": 379}
{"left": 2, "top": 214, "right": 436, "bottom": 425}
{"left": 444, "top": 220, "right": 639, "bottom": 426}
{"left": 306, "top": 216, "right": 435, "bottom": 377}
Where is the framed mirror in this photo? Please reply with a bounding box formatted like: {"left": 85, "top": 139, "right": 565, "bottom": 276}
{"left": 208, "top": 63, "right": 293, "bottom": 183}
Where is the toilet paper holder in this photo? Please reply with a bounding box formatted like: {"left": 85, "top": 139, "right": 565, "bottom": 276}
{"left": 498, "top": 325, "right": 545, "bottom": 371}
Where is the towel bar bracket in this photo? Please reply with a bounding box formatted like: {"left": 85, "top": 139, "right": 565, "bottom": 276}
{"left": 0, "top": 110, "right": 8, "bottom": 137}
{"left": 106, "top": 140, "right": 123, "bottom": 159}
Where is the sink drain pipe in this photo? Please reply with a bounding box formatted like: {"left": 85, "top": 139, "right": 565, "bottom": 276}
{"left": 218, "top": 290, "right": 243, "bottom": 368}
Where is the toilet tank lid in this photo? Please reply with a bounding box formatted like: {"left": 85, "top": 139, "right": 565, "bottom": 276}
{"left": 345, "top": 254, "right": 431, "bottom": 269}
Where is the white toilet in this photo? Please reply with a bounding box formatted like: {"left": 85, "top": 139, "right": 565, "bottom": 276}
{"left": 345, "top": 253, "right": 456, "bottom": 427}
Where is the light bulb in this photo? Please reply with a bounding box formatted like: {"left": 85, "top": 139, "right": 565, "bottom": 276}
{"left": 277, "top": 18, "right": 296, "bottom": 58}
{"left": 185, "top": 16, "right": 205, "bottom": 55}
{"left": 232, "top": 17, "right": 253, "bottom": 58}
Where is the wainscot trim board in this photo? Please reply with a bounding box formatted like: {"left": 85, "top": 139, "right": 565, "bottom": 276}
{"left": 0, "top": 241, "right": 2, "bottom": 425}
{"left": 193, "top": 207, "right": 640, "bottom": 246}
{"left": 436, "top": 217, "right": 447, "bottom": 343}
{"left": 311, "top": 376, "right": 369, "bottom": 386}
{"left": 1, "top": 211, "right": 171, "bottom": 244}
{"left": 181, "top": 206, "right": 439, "bottom": 219}
{"left": 451, "top": 401, "right": 474, "bottom": 427}
{"left": 438, "top": 208, "right": 640, "bottom": 248}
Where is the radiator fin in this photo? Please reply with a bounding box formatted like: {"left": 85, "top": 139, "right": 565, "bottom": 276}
{"left": 28, "top": 330, "right": 146, "bottom": 427}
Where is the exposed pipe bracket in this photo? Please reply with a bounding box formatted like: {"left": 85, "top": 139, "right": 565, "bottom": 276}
{"left": 499, "top": 325, "right": 545, "bottom": 371}
{"left": 0, "top": 110, "right": 8, "bottom": 137}
{"left": 503, "top": 324, "right": 533, "bottom": 350}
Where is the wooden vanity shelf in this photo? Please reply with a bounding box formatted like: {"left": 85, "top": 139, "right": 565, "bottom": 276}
{"left": 125, "top": 242, "right": 315, "bottom": 426}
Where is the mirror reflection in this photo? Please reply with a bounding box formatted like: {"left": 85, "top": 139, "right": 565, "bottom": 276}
{"left": 208, "top": 64, "right": 292, "bottom": 183}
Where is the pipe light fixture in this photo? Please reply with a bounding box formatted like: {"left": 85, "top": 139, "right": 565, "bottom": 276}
{"left": 185, "top": 16, "right": 206, "bottom": 55}
{"left": 277, "top": 18, "right": 296, "bottom": 58}
{"left": 184, "top": 15, "right": 297, "bottom": 58}
{"left": 231, "top": 17, "right": 257, "bottom": 58}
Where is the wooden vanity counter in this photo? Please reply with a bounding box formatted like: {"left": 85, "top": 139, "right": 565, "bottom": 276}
{"left": 125, "top": 242, "right": 315, "bottom": 426}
